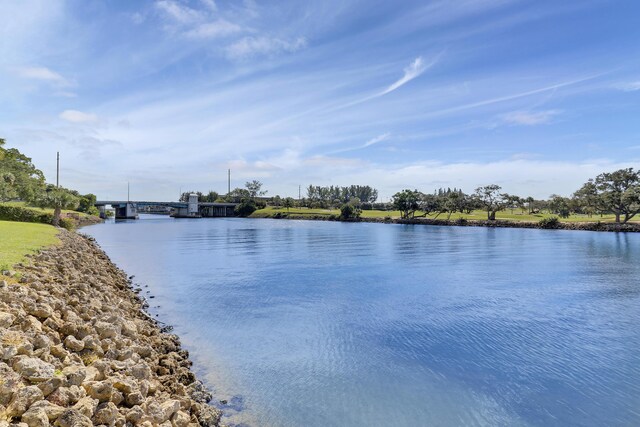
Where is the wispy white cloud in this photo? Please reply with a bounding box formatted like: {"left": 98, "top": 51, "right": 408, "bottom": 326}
{"left": 156, "top": 0, "right": 202, "bottom": 24}
{"left": 185, "top": 19, "right": 242, "bottom": 38}
{"left": 364, "top": 133, "right": 391, "bottom": 147}
{"left": 617, "top": 81, "right": 640, "bottom": 92}
{"left": 14, "top": 66, "right": 72, "bottom": 87}
{"left": 155, "top": 0, "right": 243, "bottom": 39}
{"left": 381, "top": 56, "right": 430, "bottom": 95}
{"left": 417, "top": 74, "right": 601, "bottom": 120}
{"left": 336, "top": 55, "right": 440, "bottom": 110}
{"left": 59, "top": 110, "right": 98, "bottom": 124}
{"left": 329, "top": 133, "right": 391, "bottom": 154}
{"left": 500, "top": 110, "right": 561, "bottom": 126}
{"left": 226, "top": 36, "right": 307, "bottom": 59}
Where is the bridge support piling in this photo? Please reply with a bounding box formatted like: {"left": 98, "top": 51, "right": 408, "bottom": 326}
{"left": 115, "top": 202, "right": 139, "bottom": 220}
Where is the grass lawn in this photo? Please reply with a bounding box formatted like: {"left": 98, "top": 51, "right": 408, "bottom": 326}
{"left": 251, "top": 206, "right": 633, "bottom": 223}
{"left": 0, "top": 220, "right": 60, "bottom": 271}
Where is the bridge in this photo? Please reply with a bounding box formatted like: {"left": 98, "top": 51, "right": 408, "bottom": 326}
{"left": 95, "top": 194, "right": 238, "bottom": 219}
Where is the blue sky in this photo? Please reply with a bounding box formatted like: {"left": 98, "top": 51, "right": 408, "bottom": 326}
{"left": 1, "top": 0, "right": 639, "bottom": 201}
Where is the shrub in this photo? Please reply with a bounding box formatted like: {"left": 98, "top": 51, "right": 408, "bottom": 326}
{"left": 0, "top": 205, "right": 53, "bottom": 224}
{"left": 539, "top": 216, "right": 560, "bottom": 229}
{"left": 340, "top": 203, "right": 362, "bottom": 220}
{"left": 59, "top": 217, "right": 76, "bottom": 230}
{"left": 455, "top": 218, "right": 468, "bottom": 225}
{"left": 234, "top": 199, "right": 257, "bottom": 217}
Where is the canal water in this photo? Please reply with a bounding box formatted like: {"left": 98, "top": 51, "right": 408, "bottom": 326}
{"left": 84, "top": 215, "right": 640, "bottom": 426}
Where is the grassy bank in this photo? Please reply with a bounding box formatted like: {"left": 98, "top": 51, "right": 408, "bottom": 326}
{"left": 0, "top": 201, "right": 95, "bottom": 219}
{"left": 0, "top": 220, "right": 59, "bottom": 271}
{"left": 250, "top": 206, "right": 634, "bottom": 223}
{"left": 0, "top": 201, "right": 102, "bottom": 229}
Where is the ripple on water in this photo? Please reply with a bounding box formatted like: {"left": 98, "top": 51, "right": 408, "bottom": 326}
{"left": 85, "top": 216, "right": 640, "bottom": 427}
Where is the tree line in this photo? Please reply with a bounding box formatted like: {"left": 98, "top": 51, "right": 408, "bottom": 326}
{"left": 180, "top": 168, "right": 640, "bottom": 224}
{"left": 0, "top": 139, "right": 97, "bottom": 226}
{"left": 8, "top": 131, "right": 633, "bottom": 226}
{"left": 390, "top": 168, "right": 640, "bottom": 224}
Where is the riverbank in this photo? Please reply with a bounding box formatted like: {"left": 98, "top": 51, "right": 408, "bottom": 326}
{"left": 0, "top": 229, "right": 221, "bottom": 426}
{"left": 257, "top": 212, "right": 640, "bottom": 232}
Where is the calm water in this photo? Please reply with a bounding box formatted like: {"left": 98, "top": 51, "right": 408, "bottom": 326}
{"left": 84, "top": 215, "right": 640, "bottom": 426}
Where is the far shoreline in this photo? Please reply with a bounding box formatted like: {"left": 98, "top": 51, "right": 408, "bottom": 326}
{"left": 251, "top": 211, "right": 640, "bottom": 233}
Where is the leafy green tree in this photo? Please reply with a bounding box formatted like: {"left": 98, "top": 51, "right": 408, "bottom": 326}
{"left": 592, "top": 168, "right": 640, "bottom": 223}
{"left": 504, "top": 194, "right": 522, "bottom": 214}
{"left": 0, "top": 171, "right": 17, "bottom": 202}
{"left": 0, "top": 138, "right": 45, "bottom": 202}
{"left": 392, "top": 189, "right": 422, "bottom": 219}
{"left": 443, "top": 191, "right": 463, "bottom": 219}
{"left": 548, "top": 194, "right": 571, "bottom": 218}
{"left": 245, "top": 180, "right": 267, "bottom": 199}
{"left": 419, "top": 193, "right": 441, "bottom": 217}
{"left": 524, "top": 196, "right": 536, "bottom": 214}
{"left": 226, "top": 188, "right": 251, "bottom": 203}
{"left": 203, "top": 191, "right": 219, "bottom": 202}
{"left": 474, "top": 184, "right": 506, "bottom": 220}
{"left": 76, "top": 193, "right": 98, "bottom": 214}
{"left": 572, "top": 181, "right": 599, "bottom": 217}
{"left": 32, "top": 185, "right": 80, "bottom": 227}
{"left": 283, "top": 197, "right": 295, "bottom": 212}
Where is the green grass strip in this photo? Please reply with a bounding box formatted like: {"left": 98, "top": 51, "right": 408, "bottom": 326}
{"left": 0, "top": 220, "right": 60, "bottom": 271}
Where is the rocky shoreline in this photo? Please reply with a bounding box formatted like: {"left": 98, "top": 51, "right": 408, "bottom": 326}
{"left": 266, "top": 213, "right": 640, "bottom": 232}
{"left": 0, "top": 230, "right": 222, "bottom": 426}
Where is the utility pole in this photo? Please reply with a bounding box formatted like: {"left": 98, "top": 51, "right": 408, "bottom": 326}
{"left": 127, "top": 182, "right": 130, "bottom": 202}
{"left": 56, "top": 152, "right": 60, "bottom": 187}
{"left": 228, "top": 169, "right": 231, "bottom": 195}
{"left": 298, "top": 185, "right": 301, "bottom": 201}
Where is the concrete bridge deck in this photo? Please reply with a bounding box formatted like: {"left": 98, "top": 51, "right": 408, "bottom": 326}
{"left": 95, "top": 197, "right": 238, "bottom": 219}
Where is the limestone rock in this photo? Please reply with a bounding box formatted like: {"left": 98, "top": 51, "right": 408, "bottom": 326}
{"left": 13, "top": 357, "right": 54, "bottom": 383}
{"left": 125, "top": 405, "right": 145, "bottom": 423}
{"left": 125, "top": 391, "right": 144, "bottom": 406}
{"left": 24, "top": 303, "right": 53, "bottom": 320}
{"left": 95, "top": 321, "right": 119, "bottom": 339}
{"left": 62, "top": 365, "right": 86, "bottom": 386}
{"left": 1, "top": 231, "right": 222, "bottom": 427}
{"left": 0, "top": 345, "right": 18, "bottom": 360}
{"left": 6, "top": 385, "right": 44, "bottom": 418}
{"left": 0, "top": 362, "right": 22, "bottom": 405}
{"left": 161, "top": 399, "right": 181, "bottom": 421}
{"left": 72, "top": 396, "right": 98, "bottom": 418}
{"left": 0, "top": 311, "right": 14, "bottom": 328}
{"left": 37, "top": 376, "right": 63, "bottom": 397}
{"left": 28, "top": 400, "right": 65, "bottom": 422}
{"left": 196, "top": 404, "right": 222, "bottom": 427}
{"left": 20, "top": 407, "right": 49, "bottom": 427}
{"left": 171, "top": 410, "right": 191, "bottom": 427}
{"left": 63, "top": 335, "right": 84, "bottom": 352}
{"left": 130, "top": 363, "right": 152, "bottom": 380}
{"left": 54, "top": 409, "right": 93, "bottom": 427}
{"left": 82, "top": 380, "right": 113, "bottom": 402}
{"left": 92, "top": 401, "right": 119, "bottom": 425}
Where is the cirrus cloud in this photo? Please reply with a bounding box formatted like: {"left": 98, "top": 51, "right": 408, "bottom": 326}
{"left": 59, "top": 110, "right": 99, "bottom": 124}
{"left": 500, "top": 110, "right": 561, "bottom": 126}
{"left": 226, "top": 36, "right": 307, "bottom": 59}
